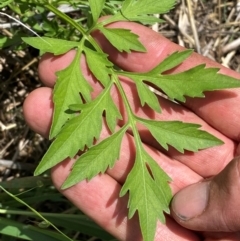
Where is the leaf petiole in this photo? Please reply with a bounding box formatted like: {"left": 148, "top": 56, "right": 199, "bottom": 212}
{"left": 44, "top": 3, "right": 86, "bottom": 35}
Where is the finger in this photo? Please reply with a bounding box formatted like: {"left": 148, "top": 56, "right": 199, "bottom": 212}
{"left": 171, "top": 156, "right": 240, "bottom": 232}
{"left": 236, "top": 143, "right": 240, "bottom": 156}
{"left": 51, "top": 159, "right": 201, "bottom": 241}
{"left": 23, "top": 87, "right": 53, "bottom": 138}
{"left": 202, "top": 232, "right": 240, "bottom": 241}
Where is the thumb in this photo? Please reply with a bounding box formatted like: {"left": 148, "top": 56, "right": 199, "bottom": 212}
{"left": 171, "top": 156, "right": 240, "bottom": 232}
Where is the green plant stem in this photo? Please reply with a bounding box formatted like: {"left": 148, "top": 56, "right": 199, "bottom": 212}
{"left": 44, "top": 3, "right": 103, "bottom": 53}
{"left": 87, "top": 34, "right": 103, "bottom": 52}
{"left": 112, "top": 72, "right": 142, "bottom": 146}
{"left": 0, "top": 186, "right": 73, "bottom": 241}
{"left": 0, "top": 209, "right": 84, "bottom": 219}
{"left": 44, "top": 3, "right": 86, "bottom": 35}
{"left": 89, "top": 14, "right": 127, "bottom": 35}
{"left": 112, "top": 73, "right": 132, "bottom": 125}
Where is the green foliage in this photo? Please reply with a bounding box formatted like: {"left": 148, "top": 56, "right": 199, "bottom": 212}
{"left": 0, "top": 178, "right": 113, "bottom": 241}
{"left": 22, "top": 37, "right": 80, "bottom": 55}
{"left": 121, "top": 0, "right": 176, "bottom": 22}
{"left": 138, "top": 118, "right": 223, "bottom": 152}
{"left": 0, "top": 35, "right": 22, "bottom": 48}
{"left": 0, "top": 186, "right": 73, "bottom": 241}
{"left": 89, "top": 0, "right": 106, "bottom": 24}
{"left": 98, "top": 27, "right": 146, "bottom": 52}
{"left": 2, "top": 0, "right": 240, "bottom": 241}
{"left": 120, "top": 147, "right": 172, "bottom": 241}
{"left": 120, "top": 61, "right": 240, "bottom": 103}
{"left": 50, "top": 47, "right": 93, "bottom": 138}
{"left": 62, "top": 125, "right": 128, "bottom": 189}
{"left": 84, "top": 46, "right": 113, "bottom": 86}
{"left": 0, "top": 0, "right": 14, "bottom": 8}
{"left": 149, "top": 64, "right": 240, "bottom": 102}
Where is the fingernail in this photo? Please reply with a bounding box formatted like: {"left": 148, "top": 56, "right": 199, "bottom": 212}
{"left": 171, "top": 181, "right": 210, "bottom": 221}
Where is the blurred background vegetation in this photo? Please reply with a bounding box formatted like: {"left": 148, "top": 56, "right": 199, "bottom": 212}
{"left": 0, "top": 0, "right": 239, "bottom": 240}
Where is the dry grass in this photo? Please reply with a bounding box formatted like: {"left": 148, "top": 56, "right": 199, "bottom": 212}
{"left": 0, "top": 0, "right": 239, "bottom": 201}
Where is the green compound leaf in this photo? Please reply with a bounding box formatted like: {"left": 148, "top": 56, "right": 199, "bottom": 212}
{"left": 89, "top": 0, "right": 106, "bottom": 24}
{"left": 62, "top": 125, "right": 128, "bottom": 189}
{"left": 98, "top": 27, "right": 146, "bottom": 53}
{"left": 150, "top": 50, "right": 193, "bottom": 74}
{"left": 149, "top": 64, "right": 240, "bottom": 102}
{"left": 104, "top": 95, "right": 123, "bottom": 133}
{"left": 120, "top": 146, "right": 171, "bottom": 241}
{"left": 22, "top": 37, "right": 80, "bottom": 55}
{"left": 35, "top": 84, "right": 121, "bottom": 175}
{"left": 122, "top": 59, "right": 240, "bottom": 104}
{"left": 118, "top": 73, "right": 163, "bottom": 113}
{"left": 138, "top": 118, "right": 224, "bottom": 153}
{"left": 135, "top": 81, "right": 161, "bottom": 112}
{"left": 50, "top": 48, "right": 93, "bottom": 139}
{"left": 121, "top": 0, "right": 176, "bottom": 23}
{"left": 69, "top": 81, "right": 122, "bottom": 133}
{"left": 84, "top": 46, "right": 113, "bottom": 87}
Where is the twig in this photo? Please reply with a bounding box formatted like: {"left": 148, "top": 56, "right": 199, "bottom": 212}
{"left": 221, "top": 50, "right": 236, "bottom": 68}
{"left": 152, "top": 14, "right": 160, "bottom": 32}
{"left": 222, "top": 37, "right": 240, "bottom": 53}
{"left": 163, "top": 14, "right": 177, "bottom": 27}
{"left": 6, "top": 57, "right": 38, "bottom": 82}
{"left": 178, "top": 3, "right": 195, "bottom": 47}
{"left": 186, "top": 0, "right": 201, "bottom": 53}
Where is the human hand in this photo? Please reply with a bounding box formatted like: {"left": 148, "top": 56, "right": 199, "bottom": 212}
{"left": 171, "top": 155, "right": 240, "bottom": 240}
{"left": 23, "top": 21, "right": 240, "bottom": 241}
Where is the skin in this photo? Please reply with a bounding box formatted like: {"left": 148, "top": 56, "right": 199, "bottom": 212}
{"left": 23, "top": 21, "right": 240, "bottom": 241}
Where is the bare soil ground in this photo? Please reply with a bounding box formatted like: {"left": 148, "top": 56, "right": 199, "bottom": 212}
{"left": 0, "top": 0, "right": 239, "bottom": 217}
